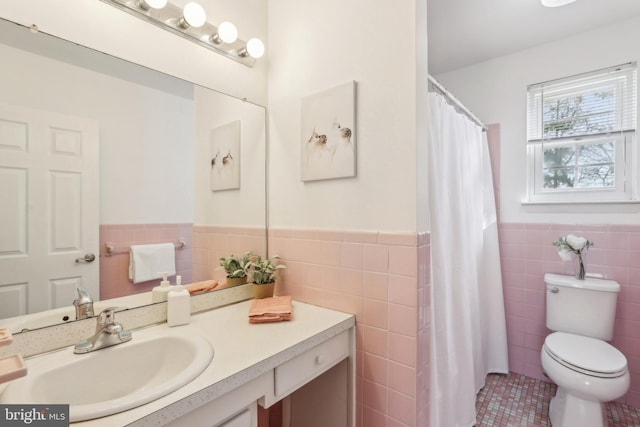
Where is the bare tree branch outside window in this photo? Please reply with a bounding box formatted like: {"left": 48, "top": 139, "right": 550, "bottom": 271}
{"left": 542, "top": 90, "right": 615, "bottom": 189}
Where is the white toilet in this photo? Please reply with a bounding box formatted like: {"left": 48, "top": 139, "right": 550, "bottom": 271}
{"left": 541, "top": 273, "right": 630, "bottom": 427}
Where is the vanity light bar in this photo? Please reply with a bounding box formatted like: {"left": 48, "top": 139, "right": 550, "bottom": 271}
{"left": 100, "top": 0, "right": 263, "bottom": 67}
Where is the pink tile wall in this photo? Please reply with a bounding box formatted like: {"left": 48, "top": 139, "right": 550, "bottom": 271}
{"left": 99, "top": 223, "right": 193, "bottom": 300}
{"left": 268, "top": 228, "right": 431, "bottom": 427}
{"left": 192, "top": 225, "right": 267, "bottom": 283}
{"left": 101, "top": 222, "right": 431, "bottom": 425}
{"left": 499, "top": 223, "right": 640, "bottom": 408}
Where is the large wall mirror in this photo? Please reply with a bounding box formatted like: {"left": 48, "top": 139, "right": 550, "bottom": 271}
{"left": 0, "top": 17, "right": 267, "bottom": 333}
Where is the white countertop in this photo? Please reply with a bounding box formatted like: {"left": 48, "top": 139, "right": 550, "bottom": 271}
{"left": 29, "top": 299, "right": 354, "bottom": 426}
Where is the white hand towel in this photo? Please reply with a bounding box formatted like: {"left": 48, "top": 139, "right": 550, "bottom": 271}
{"left": 128, "top": 243, "right": 176, "bottom": 284}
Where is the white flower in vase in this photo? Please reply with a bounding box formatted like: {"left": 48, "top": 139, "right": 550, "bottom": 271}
{"left": 552, "top": 234, "right": 594, "bottom": 280}
{"left": 566, "top": 234, "right": 588, "bottom": 251}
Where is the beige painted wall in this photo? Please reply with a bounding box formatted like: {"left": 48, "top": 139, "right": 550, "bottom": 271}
{"left": 267, "top": 0, "right": 429, "bottom": 233}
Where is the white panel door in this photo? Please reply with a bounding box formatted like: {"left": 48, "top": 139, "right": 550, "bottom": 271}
{"left": 0, "top": 104, "right": 99, "bottom": 319}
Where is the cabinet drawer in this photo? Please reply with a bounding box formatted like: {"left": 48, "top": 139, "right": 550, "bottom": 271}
{"left": 274, "top": 331, "right": 349, "bottom": 398}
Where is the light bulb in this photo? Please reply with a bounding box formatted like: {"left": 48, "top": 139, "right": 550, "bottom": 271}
{"left": 541, "top": 0, "right": 576, "bottom": 7}
{"left": 179, "top": 2, "right": 206, "bottom": 28}
{"left": 139, "top": 0, "right": 167, "bottom": 10}
{"left": 217, "top": 22, "right": 238, "bottom": 44}
{"left": 244, "top": 38, "right": 265, "bottom": 59}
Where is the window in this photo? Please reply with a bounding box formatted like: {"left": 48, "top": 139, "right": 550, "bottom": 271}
{"left": 526, "top": 63, "right": 637, "bottom": 203}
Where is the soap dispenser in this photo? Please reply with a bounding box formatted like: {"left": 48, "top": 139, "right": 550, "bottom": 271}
{"left": 152, "top": 272, "right": 172, "bottom": 303}
{"left": 167, "top": 275, "right": 191, "bottom": 327}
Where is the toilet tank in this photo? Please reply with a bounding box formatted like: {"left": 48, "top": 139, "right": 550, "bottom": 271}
{"left": 545, "top": 273, "right": 620, "bottom": 341}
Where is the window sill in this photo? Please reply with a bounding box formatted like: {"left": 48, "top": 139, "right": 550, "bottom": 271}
{"left": 522, "top": 199, "right": 640, "bottom": 206}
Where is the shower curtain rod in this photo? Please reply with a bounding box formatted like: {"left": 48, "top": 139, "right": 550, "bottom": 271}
{"left": 428, "top": 75, "right": 487, "bottom": 131}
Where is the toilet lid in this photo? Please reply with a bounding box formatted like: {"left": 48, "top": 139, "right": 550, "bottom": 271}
{"left": 544, "top": 332, "right": 627, "bottom": 376}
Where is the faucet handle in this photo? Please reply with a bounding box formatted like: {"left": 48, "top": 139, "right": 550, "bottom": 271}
{"left": 96, "top": 307, "right": 121, "bottom": 332}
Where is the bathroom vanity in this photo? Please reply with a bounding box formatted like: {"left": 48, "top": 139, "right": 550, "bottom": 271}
{"left": 0, "top": 300, "right": 355, "bottom": 427}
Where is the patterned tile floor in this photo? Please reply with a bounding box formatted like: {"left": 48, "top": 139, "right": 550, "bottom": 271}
{"left": 476, "top": 373, "right": 640, "bottom": 427}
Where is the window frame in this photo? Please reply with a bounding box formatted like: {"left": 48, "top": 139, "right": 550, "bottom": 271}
{"left": 527, "top": 132, "right": 634, "bottom": 203}
{"left": 525, "top": 63, "right": 637, "bottom": 204}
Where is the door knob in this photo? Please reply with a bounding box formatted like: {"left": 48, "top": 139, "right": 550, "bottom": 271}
{"left": 75, "top": 253, "right": 96, "bottom": 263}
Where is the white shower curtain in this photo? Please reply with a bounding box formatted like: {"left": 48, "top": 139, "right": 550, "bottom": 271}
{"left": 428, "top": 92, "right": 509, "bottom": 427}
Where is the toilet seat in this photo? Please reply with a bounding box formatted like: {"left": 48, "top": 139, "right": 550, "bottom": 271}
{"left": 544, "top": 332, "right": 627, "bottom": 378}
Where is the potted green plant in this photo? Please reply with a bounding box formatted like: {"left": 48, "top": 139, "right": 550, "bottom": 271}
{"left": 219, "top": 251, "right": 253, "bottom": 287}
{"left": 250, "top": 255, "right": 286, "bottom": 299}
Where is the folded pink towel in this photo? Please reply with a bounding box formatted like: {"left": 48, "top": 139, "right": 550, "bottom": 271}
{"left": 185, "top": 280, "right": 218, "bottom": 295}
{"left": 248, "top": 295, "right": 293, "bottom": 323}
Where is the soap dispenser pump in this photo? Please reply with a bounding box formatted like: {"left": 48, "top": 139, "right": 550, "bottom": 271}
{"left": 151, "top": 272, "right": 172, "bottom": 303}
{"left": 167, "top": 275, "right": 191, "bottom": 327}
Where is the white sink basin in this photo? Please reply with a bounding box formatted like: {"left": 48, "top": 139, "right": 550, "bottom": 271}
{"left": 0, "top": 334, "right": 214, "bottom": 422}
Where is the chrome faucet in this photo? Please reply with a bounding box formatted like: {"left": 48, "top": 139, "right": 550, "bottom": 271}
{"left": 74, "top": 307, "right": 132, "bottom": 354}
{"left": 73, "top": 287, "right": 95, "bottom": 320}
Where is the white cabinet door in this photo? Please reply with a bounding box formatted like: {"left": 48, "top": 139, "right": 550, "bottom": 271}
{"left": 164, "top": 374, "right": 268, "bottom": 427}
{"left": 0, "top": 104, "right": 99, "bottom": 318}
{"left": 219, "top": 408, "right": 253, "bottom": 427}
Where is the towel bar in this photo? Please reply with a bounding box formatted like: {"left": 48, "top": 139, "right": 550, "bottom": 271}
{"left": 104, "top": 239, "right": 186, "bottom": 257}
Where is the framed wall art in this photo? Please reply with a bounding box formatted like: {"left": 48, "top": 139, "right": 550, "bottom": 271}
{"left": 301, "top": 81, "right": 356, "bottom": 182}
{"left": 210, "top": 120, "right": 241, "bottom": 191}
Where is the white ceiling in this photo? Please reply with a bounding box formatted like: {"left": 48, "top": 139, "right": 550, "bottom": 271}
{"left": 428, "top": 0, "right": 640, "bottom": 75}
